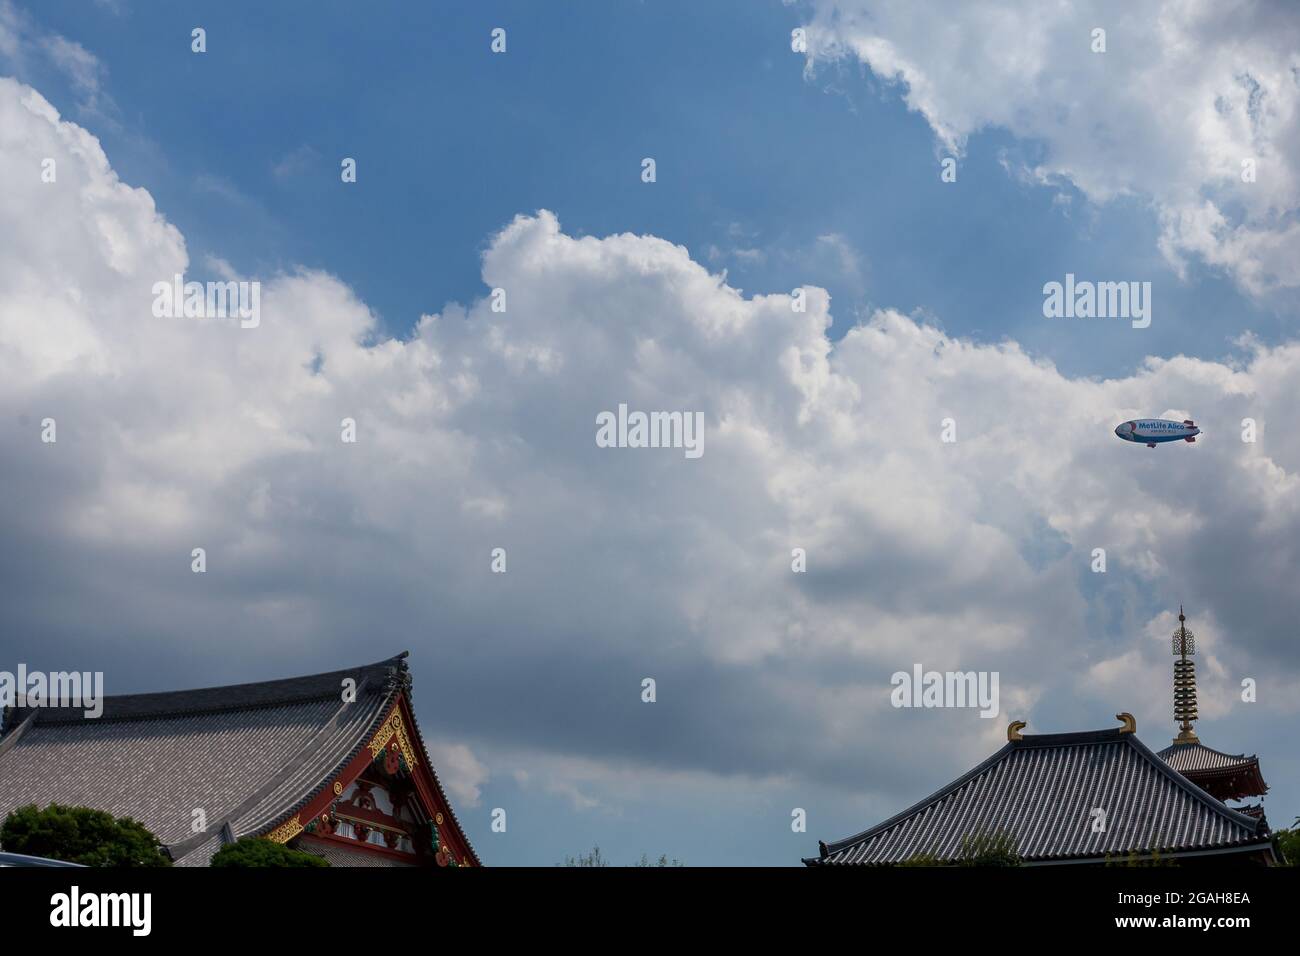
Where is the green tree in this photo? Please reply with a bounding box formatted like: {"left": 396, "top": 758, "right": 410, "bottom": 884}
{"left": 562, "top": 844, "right": 610, "bottom": 867}
{"left": 1105, "top": 833, "right": 1178, "bottom": 867}
{"left": 899, "top": 830, "right": 1021, "bottom": 866}
{"left": 561, "top": 845, "right": 684, "bottom": 866}
{"left": 1, "top": 803, "right": 171, "bottom": 867}
{"left": 209, "top": 836, "right": 329, "bottom": 867}
{"left": 1274, "top": 818, "right": 1300, "bottom": 866}
{"left": 955, "top": 829, "right": 1021, "bottom": 866}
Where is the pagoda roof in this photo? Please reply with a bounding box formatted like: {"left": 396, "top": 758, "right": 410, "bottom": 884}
{"left": 1156, "top": 740, "right": 1268, "bottom": 800}
{"left": 807, "top": 726, "right": 1276, "bottom": 866}
{"left": 0, "top": 653, "right": 478, "bottom": 866}
{"left": 1157, "top": 740, "right": 1260, "bottom": 775}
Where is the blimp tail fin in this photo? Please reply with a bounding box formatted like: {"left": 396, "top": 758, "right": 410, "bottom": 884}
{"left": 1183, "top": 419, "right": 1195, "bottom": 426}
{"left": 1185, "top": 436, "right": 1196, "bottom": 442}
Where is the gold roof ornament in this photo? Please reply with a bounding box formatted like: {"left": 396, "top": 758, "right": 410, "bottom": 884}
{"left": 1172, "top": 606, "right": 1200, "bottom": 745}
{"left": 265, "top": 815, "right": 303, "bottom": 844}
{"left": 1007, "top": 720, "right": 1026, "bottom": 742}
{"left": 1116, "top": 712, "right": 1136, "bottom": 734}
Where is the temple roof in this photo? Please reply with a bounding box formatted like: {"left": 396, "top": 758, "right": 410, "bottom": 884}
{"left": 0, "top": 653, "right": 471, "bottom": 866}
{"left": 1156, "top": 739, "right": 1269, "bottom": 802}
{"left": 1157, "top": 740, "right": 1260, "bottom": 775}
{"left": 296, "top": 836, "right": 418, "bottom": 867}
{"left": 808, "top": 727, "right": 1275, "bottom": 866}
{"left": 2, "top": 657, "right": 402, "bottom": 726}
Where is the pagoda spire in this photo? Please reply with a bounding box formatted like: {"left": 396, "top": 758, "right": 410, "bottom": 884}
{"left": 1172, "top": 606, "right": 1199, "bottom": 745}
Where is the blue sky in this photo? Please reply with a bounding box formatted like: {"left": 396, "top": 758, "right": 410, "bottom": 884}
{"left": 2, "top": 1, "right": 1298, "bottom": 867}
{"left": 32, "top": 0, "right": 1283, "bottom": 376}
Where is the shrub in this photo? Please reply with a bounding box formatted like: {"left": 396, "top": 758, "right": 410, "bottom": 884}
{"left": 210, "top": 836, "right": 329, "bottom": 867}
{"left": 1, "top": 803, "right": 171, "bottom": 867}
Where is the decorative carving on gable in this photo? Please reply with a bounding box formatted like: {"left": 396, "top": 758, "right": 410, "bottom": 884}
{"left": 367, "top": 708, "right": 419, "bottom": 770}
{"left": 266, "top": 815, "right": 303, "bottom": 844}
{"left": 350, "top": 780, "right": 378, "bottom": 811}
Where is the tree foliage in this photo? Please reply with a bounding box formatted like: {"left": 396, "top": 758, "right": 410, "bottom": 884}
{"left": 562, "top": 844, "right": 683, "bottom": 867}
{"left": 209, "top": 836, "right": 329, "bottom": 867}
{"left": 1275, "top": 821, "right": 1300, "bottom": 866}
{"left": 1104, "top": 833, "right": 1178, "bottom": 867}
{"left": 899, "top": 829, "right": 1021, "bottom": 867}
{"left": 0, "top": 803, "right": 171, "bottom": 867}
{"left": 956, "top": 829, "right": 1021, "bottom": 866}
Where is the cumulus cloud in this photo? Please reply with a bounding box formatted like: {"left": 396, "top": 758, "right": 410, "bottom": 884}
{"left": 800, "top": 0, "right": 1300, "bottom": 297}
{"left": 426, "top": 740, "right": 490, "bottom": 807}
{"left": 1, "top": 75, "right": 1297, "bottom": 818}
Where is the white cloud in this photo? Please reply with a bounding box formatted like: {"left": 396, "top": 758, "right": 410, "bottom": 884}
{"left": 2, "top": 75, "right": 1298, "bottom": 814}
{"left": 0, "top": 1, "right": 111, "bottom": 115}
{"left": 801, "top": 0, "right": 1300, "bottom": 297}
{"left": 426, "top": 740, "right": 489, "bottom": 807}
{"left": 272, "top": 144, "right": 323, "bottom": 182}
{"left": 40, "top": 34, "right": 104, "bottom": 105}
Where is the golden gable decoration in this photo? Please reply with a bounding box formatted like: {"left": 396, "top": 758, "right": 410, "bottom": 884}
{"left": 367, "top": 708, "right": 419, "bottom": 769}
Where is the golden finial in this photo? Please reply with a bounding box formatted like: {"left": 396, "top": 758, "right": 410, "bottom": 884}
{"left": 1116, "top": 712, "right": 1136, "bottom": 734}
{"left": 1007, "top": 720, "right": 1026, "bottom": 742}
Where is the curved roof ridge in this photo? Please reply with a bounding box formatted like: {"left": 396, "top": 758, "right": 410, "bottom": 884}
{"left": 1122, "top": 733, "right": 1261, "bottom": 830}
{"left": 1157, "top": 739, "right": 1256, "bottom": 761}
{"left": 165, "top": 671, "right": 395, "bottom": 863}
{"left": 822, "top": 726, "right": 1128, "bottom": 856}
{"left": 7, "top": 653, "right": 409, "bottom": 726}
{"left": 399, "top": 680, "right": 482, "bottom": 866}
{"left": 822, "top": 741, "right": 1015, "bottom": 856}
{"left": 1015, "top": 728, "right": 1127, "bottom": 747}
{"left": 815, "top": 725, "right": 1263, "bottom": 864}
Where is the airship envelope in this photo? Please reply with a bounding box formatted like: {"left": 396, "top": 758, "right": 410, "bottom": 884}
{"left": 1114, "top": 418, "right": 1200, "bottom": 448}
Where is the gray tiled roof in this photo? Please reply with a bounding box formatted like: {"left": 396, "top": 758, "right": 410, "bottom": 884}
{"left": 297, "top": 837, "right": 417, "bottom": 867}
{"left": 1157, "top": 740, "right": 1258, "bottom": 773}
{"left": 809, "top": 728, "right": 1273, "bottom": 865}
{"left": 173, "top": 834, "right": 223, "bottom": 868}
{"left": 0, "top": 655, "right": 406, "bottom": 865}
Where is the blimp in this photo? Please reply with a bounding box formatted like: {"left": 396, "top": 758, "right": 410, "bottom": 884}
{"left": 1114, "top": 418, "right": 1200, "bottom": 448}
